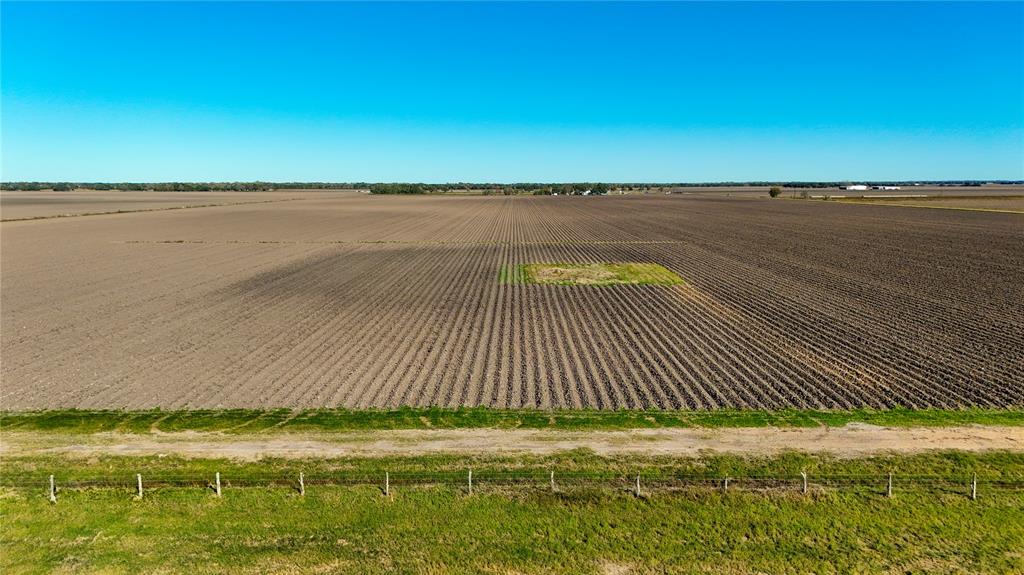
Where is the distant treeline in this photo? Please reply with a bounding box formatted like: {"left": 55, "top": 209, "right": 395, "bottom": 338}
{"left": 2, "top": 180, "right": 1019, "bottom": 192}
{"left": 371, "top": 182, "right": 614, "bottom": 195}
{"left": 779, "top": 181, "right": 996, "bottom": 189}
{"left": 369, "top": 184, "right": 430, "bottom": 194}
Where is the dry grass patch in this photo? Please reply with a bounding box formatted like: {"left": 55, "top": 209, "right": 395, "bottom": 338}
{"left": 521, "top": 263, "right": 684, "bottom": 286}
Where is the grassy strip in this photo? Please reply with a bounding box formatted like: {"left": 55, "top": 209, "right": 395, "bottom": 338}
{"left": 2, "top": 407, "right": 1023, "bottom": 435}
{"left": 3, "top": 451, "right": 1023, "bottom": 574}
{"left": 4, "top": 450, "right": 1023, "bottom": 484}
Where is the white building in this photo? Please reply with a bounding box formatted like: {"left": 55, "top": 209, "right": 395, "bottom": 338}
{"left": 843, "top": 185, "right": 869, "bottom": 191}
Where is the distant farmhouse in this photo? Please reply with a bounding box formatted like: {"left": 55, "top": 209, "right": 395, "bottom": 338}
{"left": 839, "top": 184, "right": 902, "bottom": 191}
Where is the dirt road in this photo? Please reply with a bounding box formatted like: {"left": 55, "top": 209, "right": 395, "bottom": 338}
{"left": 4, "top": 424, "right": 1021, "bottom": 461}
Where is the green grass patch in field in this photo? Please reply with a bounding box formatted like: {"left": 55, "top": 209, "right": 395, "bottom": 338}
{"left": 498, "top": 263, "right": 528, "bottom": 284}
{"left": 2, "top": 451, "right": 1023, "bottom": 574}
{"left": 2, "top": 407, "right": 1023, "bottom": 435}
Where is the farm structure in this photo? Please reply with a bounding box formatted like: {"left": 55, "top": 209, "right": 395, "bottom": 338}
{"left": 1, "top": 192, "right": 1022, "bottom": 410}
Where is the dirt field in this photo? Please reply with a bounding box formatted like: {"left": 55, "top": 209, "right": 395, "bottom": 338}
{"left": 0, "top": 190, "right": 342, "bottom": 220}
{"left": 669, "top": 184, "right": 1024, "bottom": 199}
{"left": 1, "top": 193, "right": 1022, "bottom": 410}
{"left": 836, "top": 196, "right": 1024, "bottom": 212}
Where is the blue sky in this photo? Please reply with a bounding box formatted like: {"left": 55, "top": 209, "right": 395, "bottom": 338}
{"left": 2, "top": 1, "right": 1022, "bottom": 182}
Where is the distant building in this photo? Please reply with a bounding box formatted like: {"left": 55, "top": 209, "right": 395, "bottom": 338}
{"left": 872, "top": 185, "right": 902, "bottom": 190}
{"left": 843, "top": 185, "right": 869, "bottom": 191}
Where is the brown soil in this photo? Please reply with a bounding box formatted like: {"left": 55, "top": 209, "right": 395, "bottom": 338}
{"left": 836, "top": 196, "right": 1024, "bottom": 213}
{"left": 2, "top": 194, "right": 1022, "bottom": 410}
{"left": 0, "top": 190, "right": 344, "bottom": 220}
{"left": 3, "top": 425, "right": 1021, "bottom": 461}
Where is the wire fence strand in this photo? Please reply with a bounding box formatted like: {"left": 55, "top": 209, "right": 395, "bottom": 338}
{"left": 5, "top": 470, "right": 1023, "bottom": 495}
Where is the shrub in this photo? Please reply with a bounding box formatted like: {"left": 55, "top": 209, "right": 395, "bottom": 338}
{"left": 769, "top": 186, "right": 782, "bottom": 198}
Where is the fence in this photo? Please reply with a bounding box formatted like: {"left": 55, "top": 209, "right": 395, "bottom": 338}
{"left": 5, "top": 470, "right": 1023, "bottom": 502}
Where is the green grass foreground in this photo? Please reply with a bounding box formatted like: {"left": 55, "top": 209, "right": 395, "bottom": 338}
{"left": 2, "top": 406, "right": 1023, "bottom": 435}
{"left": 2, "top": 452, "right": 1023, "bottom": 574}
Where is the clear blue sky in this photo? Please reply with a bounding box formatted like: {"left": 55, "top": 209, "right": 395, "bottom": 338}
{"left": 2, "top": 1, "right": 1022, "bottom": 182}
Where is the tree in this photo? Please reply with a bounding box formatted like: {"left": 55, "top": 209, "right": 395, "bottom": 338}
{"left": 769, "top": 186, "right": 782, "bottom": 198}
{"left": 369, "top": 183, "right": 426, "bottom": 195}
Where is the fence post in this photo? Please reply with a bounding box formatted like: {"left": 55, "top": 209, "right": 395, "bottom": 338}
{"left": 971, "top": 473, "right": 977, "bottom": 501}
{"left": 299, "top": 472, "right": 305, "bottom": 496}
{"left": 137, "top": 474, "right": 143, "bottom": 499}
{"left": 48, "top": 475, "right": 57, "bottom": 504}
{"left": 550, "top": 471, "right": 555, "bottom": 493}
{"left": 468, "top": 470, "right": 473, "bottom": 495}
{"left": 723, "top": 476, "right": 730, "bottom": 492}
{"left": 215, "top": 472, "right": 222, "bottom": 497}
{"left": 385, "top": 472, "right": 390, "bottom": 498}
{"left": 801, "top": 471, "right": 807, "bottom": 495}
{"left": 634, "top": 473, "right": 641, "bottom": 497}
{"left": 886, "top": 473, "right": 893, "bottom": 498}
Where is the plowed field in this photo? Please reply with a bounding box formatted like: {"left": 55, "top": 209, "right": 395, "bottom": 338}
{"left": 0, "top": 190, "right": 332, "bottom": 220}
{"left": 2, "top": 193, "right": 1021, "bottom": 409}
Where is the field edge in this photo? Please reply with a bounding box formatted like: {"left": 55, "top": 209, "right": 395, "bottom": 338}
{"left": 3, "top": 406, "right": 1023, "bottom": 434}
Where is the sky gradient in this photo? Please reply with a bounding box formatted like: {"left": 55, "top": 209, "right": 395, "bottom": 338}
{"left": 2, "top": 1, "right": 1022, "bottom": 182}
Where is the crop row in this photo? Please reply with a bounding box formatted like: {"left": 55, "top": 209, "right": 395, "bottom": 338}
{"left": 1, "top": 195, "right": 1021, "bottom": 409}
